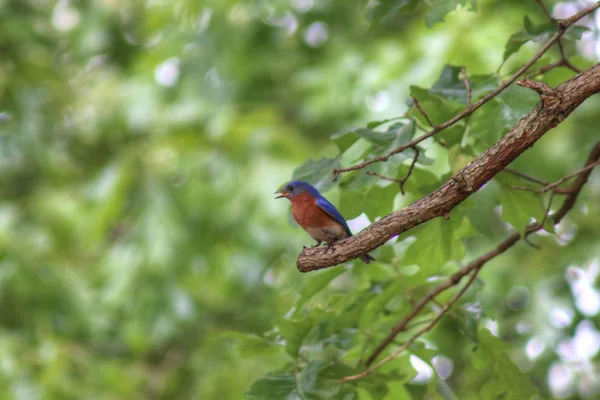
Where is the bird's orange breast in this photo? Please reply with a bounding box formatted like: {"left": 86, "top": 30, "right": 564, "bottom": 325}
{"left": 290, "top": 193, "right": 335, "bottom": 229}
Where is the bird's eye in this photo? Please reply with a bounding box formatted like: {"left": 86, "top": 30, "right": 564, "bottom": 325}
{"left": 287, "top": 185, "right": 294, "bottom": 191}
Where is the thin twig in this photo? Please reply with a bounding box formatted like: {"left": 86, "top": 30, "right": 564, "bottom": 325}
{"left": 510, "top": 160, "right": 600, "bottom": 193}
{"left": 535, "top": 0, "right": 582, "bottom": 74}
{"left": 355, "top": 141, "right": 600, "bottom": 372}
{"left": 332, "top": 3, "right": 599, "bottom": 182}
{"left": 363, "top": 232, "right": 523, "bottom": 367}
{"left": 523, "top": 237, "right": 541, "bottom": 249}
{"left": 411, "top": 95, "right": 435, "bottom": 128}
{"left": 461, "top": 66, "right": 472, "bottom": 107}
{"left": 400, "top": 148, "right": 420, "bottom": 195}
{"left": 535, "top": 0, "right": 552, "bottom": 20}
{"left": 341, "top": 266, "right": 484, "bottom": 382}
{"left": 332, "top": 6, "right": 598, "bottom": 182}
{"left": 504, "top": 167, "right": 551, "bottom": 186}
{"left": 367, "top": 148, "right": 421, "bottom": 194}
{"left": 526, "top": 59, "right": 567, "bottom": 78}
{"left": 537, "top": 189, "right": 556, "bottom": 232}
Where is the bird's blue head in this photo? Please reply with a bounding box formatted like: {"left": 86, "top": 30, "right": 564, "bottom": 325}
{"left": 274, "top": 180, "right": 320, "bottom": 200}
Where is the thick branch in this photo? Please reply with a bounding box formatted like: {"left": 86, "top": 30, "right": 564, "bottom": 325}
{"left": 361, "top": 140, "right": 600, "bottom": 368}
{"left": 331, "top": 3, "right": 599, "bottom": 181}
{"left": 297, "top": 63, "right": 600, "bottom": 271}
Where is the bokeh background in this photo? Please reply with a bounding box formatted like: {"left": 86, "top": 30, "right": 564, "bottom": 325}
{"left": 1, "top": 0, "right": 600, "bottom": 399}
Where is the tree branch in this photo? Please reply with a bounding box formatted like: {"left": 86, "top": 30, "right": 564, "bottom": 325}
{"left": 510, "top": 159, "right": 600, "bottom": 193}
{"left": 297, "top": 63, "right": 600, "bottom": 271}
{"left": 342, "top": 140, "right": 600, "bottom": 379}
{"left": 367, "top": 147, "right": 420, "bottom": 195}
{"left": 331, "top": 3, "right": 600, "bottom": 182}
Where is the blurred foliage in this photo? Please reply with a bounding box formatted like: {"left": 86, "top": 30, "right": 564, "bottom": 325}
{"left": 1, "top": 0, "right": 600, "bottom": 399}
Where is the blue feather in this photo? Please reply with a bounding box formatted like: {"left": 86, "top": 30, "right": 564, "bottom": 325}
{"left": 315, "top": 197, "right": 352, "bottom": 238}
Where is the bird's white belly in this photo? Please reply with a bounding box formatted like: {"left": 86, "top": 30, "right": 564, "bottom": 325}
{"left": 305, "top": 223, "right": 346, "bottom": 244}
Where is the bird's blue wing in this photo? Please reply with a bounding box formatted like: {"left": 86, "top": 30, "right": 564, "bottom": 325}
{"left": 315, "top": 197, "right": 353, "bottom": 237}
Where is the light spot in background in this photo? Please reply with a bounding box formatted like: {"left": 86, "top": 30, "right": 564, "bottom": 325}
{"left": 155, "top": 57, "right": 181, "bottom": 87}
{"left": 550, "top": 307, "right": 574, "bottom": 329}
{"left": 146, "top": 32, "right": 163, "bottom": 48}
{"left": 572, "top": 320, "right": 600, "bottom": 360}
{"left": 578, "top": 373, "right": 600, "bottom": 398}
{"left": 526, "top": 336, "right": 546, "bottom": 360}
{"left": 172, "top": 289, "right": 195, "bottom": 320}
{"left": 553, "top": 2, "right": 600, "bottom": 60}
{"left": 14, "top": 381, "right": 40, "bottom": 400}
{"left": 553, "top": 2, "right": 578, "bottom": 19}
{"left": 410, "top": 355, "right": 433, "bottom": 383}
{"left": 205, "top": 68, "right": 223, "bottom": 87}
{"left": 347, "top": 213, "right": 371, "bottom": 233}
{"left": 291, "top": 0, "right": 314, "bottom": 13}
{"left": 229, "top": 4, "right": 253, "bottom": 25}
{"left": 566, "top": 266, "right": 583, "bottom": 282}
{"left": 1, "top": 354, "right": 14, "bottom": 374}
{"left": 304, "top": 21, "right": 329, "bottom": 47}
{"left": 432, "top": 355, "right": 453, "bottom": 379}
{"left": 268, "top": 13, "right": 298, "bottom": 36}
{"left": 198, "top": 8, "right": 213, "bottom": 32}
{"left": 52, "top": 0, "right": 80, "bottom": 32}
{"left": 567, "top": 261, "right": 600, "bottom": 316}
{"left": 556, "top": 320, "right": 600, "bottom": 363}
{"left": 516, "top": 320, "right": 531, "bottom": 335}
{"left": 484, "top": 319, "right": 499, "bottom": 336}
{"left": 124, "top": 32, "right": 137, "bottom": 45}
{"left": 366, "top": 91, "right": 391, "bottom": 112}
{"left": 549, "top": 362, "right": 575, "bottom": 398}
{"left": 556, "top": 220, "right": 576, "bottom": 245}
{"left": 263, "top": 268, "right": 278, "bottom": 286}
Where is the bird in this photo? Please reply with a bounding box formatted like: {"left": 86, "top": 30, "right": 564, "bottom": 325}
{"left": 275, "top": 180, "right": 375, "bottom": 264}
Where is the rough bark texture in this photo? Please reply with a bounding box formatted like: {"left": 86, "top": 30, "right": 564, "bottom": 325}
{"left": 297, "top": 63, "right": 600, "bottom": 272}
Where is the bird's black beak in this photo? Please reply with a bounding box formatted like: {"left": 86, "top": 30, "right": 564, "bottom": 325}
{"left": 274, "top": 189, "right": 288, "bottom": 199}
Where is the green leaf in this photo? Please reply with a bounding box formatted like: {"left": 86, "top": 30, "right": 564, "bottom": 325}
{"left": 223, "top": 331, "right": 282, "bottom": 359}
{"left": 366, "top": 0, "right": 420, "bottom": 26}
{"left": 498, "top": 85, "right": 540, "bottom": 125}
{"left": 408, "top": 86, "right": 465, "bottom": 146}
{"left": 503, "top": 16, "right": 556, "bottom": 62}
{"left": 296, "top": 267, "right": 347, "bottom": 309}
{"left": 277, "top": 313, "right": 321, "bottom": 358}
{"left": 428, "top": 65, "right": 498, "bottom": 103}
{"left": 292, "top": 156, "right": 341, "bottom": 193}
{"left": 377, "top": 353, "right": 417, "bottom": 382}
{"left": 403, "top": 211, "right": 478, "bottom": 273}
{"left": 366, "top": 117, "right": 405, "bottom": 130}
{"left": 466, "top": 99, "right": 508, "bottom": 147}
{"left": 247, "top": 373, "right": 300, "bottom": 400}
{"left": 359, "top": 279, "right": 406, "bottom": 329}
{"left": 247, "top": 362, "right": 357, "bottom": 400}
{"left": 338, "top": 184, "right": 398, "bottom": 221}
{"left": 563, "top": 25, "right": 590, "bottom": 40}
{"left": 425, "top": 0, "right": 477, "bottom": 28}
{"left": 497, "top": 173, "right": 546, "bottom": 233}
{"left": 471, "top": 328, "right": 538, "bottom": 400}
{"left": 467, "top": 85, "right": 539, "bottom": 148}
{"left": 331, "top": 129, "right": 361, "bottom": 152}
{"left": 383, "top": 382, "right": 413, "bottom": 400}
{"left": 355, "top": 127, "right": 398, "bottom": 146}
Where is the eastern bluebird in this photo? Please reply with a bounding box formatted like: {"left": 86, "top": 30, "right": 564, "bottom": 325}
{"left": 275, "top": 180, "right": 375, "bottom": 264}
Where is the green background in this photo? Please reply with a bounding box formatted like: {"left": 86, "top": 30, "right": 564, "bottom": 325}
{"left": 1, "top": 0, "right": 600, "bottom": 399}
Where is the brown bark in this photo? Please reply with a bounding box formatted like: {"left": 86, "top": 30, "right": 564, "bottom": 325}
{"left": 297, "top": 63, "right": 600, "bottom": 272}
